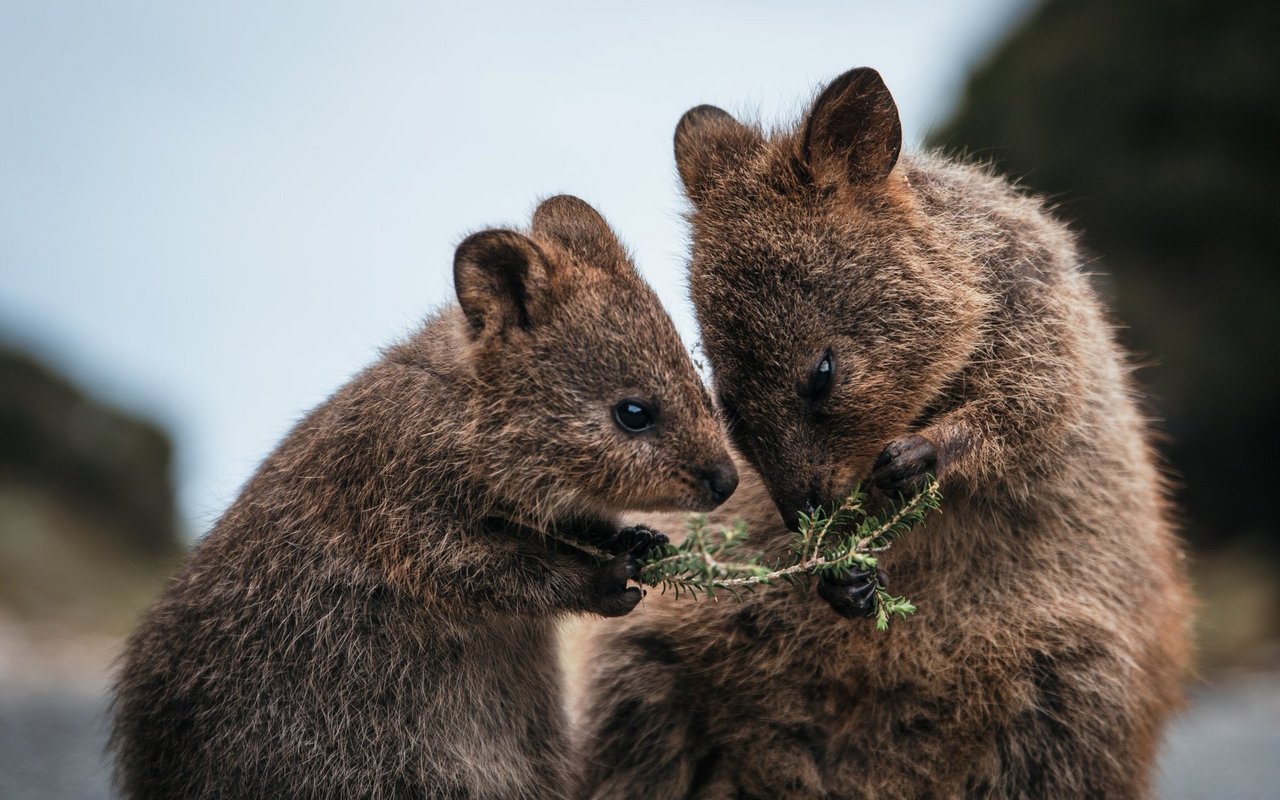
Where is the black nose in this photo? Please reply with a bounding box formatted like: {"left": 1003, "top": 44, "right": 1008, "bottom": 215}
{"left": 698, "top": 462, "right": 739, "bottom": 505}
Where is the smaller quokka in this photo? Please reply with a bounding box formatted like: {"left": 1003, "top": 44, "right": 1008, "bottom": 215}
{"left": 111, "top": 194, "right": 738, "bottom": 800}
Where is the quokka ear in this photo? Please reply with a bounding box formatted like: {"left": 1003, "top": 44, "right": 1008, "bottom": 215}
{"left": 674, "top": 105, "right": 763, "bottom": 204}
{"left": 530, "top": 194, "right": 630, "bottom": 273}
{"left": 453, "top": 229, "right": 551, "bottom": 339}
{"left": 801, "top": 67, "right": 902, "bottom": 186}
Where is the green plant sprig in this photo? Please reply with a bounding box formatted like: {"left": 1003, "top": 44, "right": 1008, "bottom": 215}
{"left": 639, "top": 477, "right": 942, "bottom": 630}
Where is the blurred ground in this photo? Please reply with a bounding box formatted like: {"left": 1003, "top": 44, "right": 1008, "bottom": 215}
{"left": 1159, "top": 672, "right": 1280, "bottom": 800}
{"left": 0, "top": 684, "right": 112, "bottom": 800}
{"left": 0, "top": 620, "right": 116, "bottom": 800}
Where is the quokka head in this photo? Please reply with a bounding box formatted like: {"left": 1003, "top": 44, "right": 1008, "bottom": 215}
{"left": 674, "top": 67, "right": 987, "bottom": 529}
{"left": 453, "top": 194, "right": 737, "bottom": 522}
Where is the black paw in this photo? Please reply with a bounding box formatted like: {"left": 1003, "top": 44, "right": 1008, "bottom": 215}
{"left": 592, "top": 554, "right": 644, "bottom": 618}
{"left": 817, "top": 565, "right": 886, "bottom": 619}
{"left": 608, "top": 524, "right": 670, "bottom": 559}
{"left": 871, "top": 434, "right": 938, "bottom": 497}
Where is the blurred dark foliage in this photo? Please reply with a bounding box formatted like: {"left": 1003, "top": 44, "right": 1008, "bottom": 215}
{"left": 930, "top": 0, "right": 1279, "bottom": 555}
{"left": 0, "top": 344, "right": 179, "bottom": 556}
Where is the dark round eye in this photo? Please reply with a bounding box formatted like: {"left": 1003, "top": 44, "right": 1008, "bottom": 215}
{"left": 613, "top": 400, "right": 654, "bottom": 433}
{"left": 806, "top": 349, "right": 835, "bottom": 402}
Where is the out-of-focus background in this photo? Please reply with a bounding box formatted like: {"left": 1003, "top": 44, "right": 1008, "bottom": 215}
{"left": 1, "top": 0, "right": 1275, "bottom": 797}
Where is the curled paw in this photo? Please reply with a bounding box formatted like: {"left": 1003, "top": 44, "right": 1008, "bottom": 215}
{"left": 608, "top": 524, "right": 670, "bottom": 559}
{"left": 592, "top": 554, "right": 643, "bottom": 617}
{"left": 591, "top": 525, "right": 668, "bottom": 618}
{"left": 817, "top": 565, "right": 886, "bottom": 619}
{"left": 871, "top": 434, "right": 938, "bottom": 497}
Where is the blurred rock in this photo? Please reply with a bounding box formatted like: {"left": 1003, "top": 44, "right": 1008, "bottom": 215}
{"left": 0, "top": 346, "right": 179, "bottom": 555}
{"left": 0, "top": 344, "right": 181, "bottom": 637}
{"left": 1190, "top": 544, "right": 1280, "bottom": 671}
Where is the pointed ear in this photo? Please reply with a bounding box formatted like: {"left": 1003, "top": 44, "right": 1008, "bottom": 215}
{"left": 530, "top": 194, "right": 629, "bottom": 272}
{"left": 453, "top": 229, "right": 551, "bottom": 339}
{"left": 674, "top": 105, "right": 762, "bottom": 203}
{"left": 802, "top": 67, "right": 902, "bottom": 186}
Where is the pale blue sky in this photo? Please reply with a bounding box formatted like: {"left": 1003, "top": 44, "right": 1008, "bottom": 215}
{"left": 1, "top": 0, "right": 1032, "bottom": 535}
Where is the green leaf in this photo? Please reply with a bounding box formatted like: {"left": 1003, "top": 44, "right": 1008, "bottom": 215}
{"left": 635, "top": 476, "right": 941, "bottom": 630}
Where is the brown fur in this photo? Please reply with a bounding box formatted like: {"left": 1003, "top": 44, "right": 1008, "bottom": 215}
{"left": 110, "top": 195, "right": 736, "bottom": 799}
{"left": 576, "top": 69, "right": 1191, "bottom": 799}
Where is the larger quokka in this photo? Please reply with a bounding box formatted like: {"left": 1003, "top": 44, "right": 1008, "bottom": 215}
{"left": 111, "top": 195, "right": 738, "bottom": 800}
{"left": 577, "top": 69, "right": 1191, "bottom": 798}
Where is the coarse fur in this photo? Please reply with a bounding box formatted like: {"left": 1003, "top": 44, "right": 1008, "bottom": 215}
{"left": 575, "top": 69, "right": 1191, "bottom": 799}
{"left": 110, "top": 195, "right": 737, "bottom": 800}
